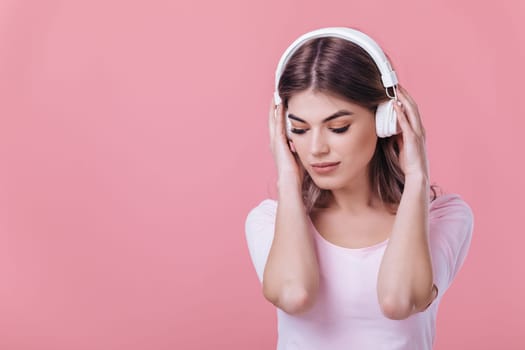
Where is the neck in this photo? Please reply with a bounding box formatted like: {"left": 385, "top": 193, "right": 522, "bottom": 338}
{"left": 326, "top": 169, "right": 386, "bottom": 215}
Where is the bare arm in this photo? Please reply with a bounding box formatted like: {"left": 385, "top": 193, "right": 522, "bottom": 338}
{"left": 377, "top": 175, "right": 436, "bottom": 320}
{"left": 263, "top": 100, "right": 320, "bottom": 315}
{"left": 262, "top": 180, "right": 320, "bottom": 314}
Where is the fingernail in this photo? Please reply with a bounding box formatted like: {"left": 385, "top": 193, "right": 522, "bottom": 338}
{"left": 396, "top": 100, "right": 403, "bottom": 107}
{"left": 289, "top": 140, "right": 296, "bottom": 153}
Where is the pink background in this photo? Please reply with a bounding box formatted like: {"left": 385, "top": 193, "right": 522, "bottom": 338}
{"left": 1, "top": 0, "right": 523, "bottom": 349}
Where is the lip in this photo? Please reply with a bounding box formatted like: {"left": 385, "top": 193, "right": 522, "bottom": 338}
{"left": 311, "top": 162, "right": 340, "bottom": 167}
{"left": 311, "top": 161, "right": 340, "bottom": 174}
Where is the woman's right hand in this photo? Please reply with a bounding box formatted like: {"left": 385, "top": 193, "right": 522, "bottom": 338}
{"left": 268, "top": 98, "right": 305, "bottom": 188}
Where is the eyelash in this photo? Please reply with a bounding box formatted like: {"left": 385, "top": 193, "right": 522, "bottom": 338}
{"left": 290, "top": 126, "right": 350, "bottom": 135}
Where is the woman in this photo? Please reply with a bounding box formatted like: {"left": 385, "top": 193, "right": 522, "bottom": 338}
{"left": 245, "top": 27, "right": 473, "bottom": 349}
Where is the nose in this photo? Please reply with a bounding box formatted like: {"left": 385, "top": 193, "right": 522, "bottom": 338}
{"left": 310, "top": 129, "right": 329, "bottom": 156}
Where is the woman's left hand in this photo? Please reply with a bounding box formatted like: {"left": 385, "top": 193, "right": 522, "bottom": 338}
{"left": 393, "top": 85, "right": 430, "bottom": 180}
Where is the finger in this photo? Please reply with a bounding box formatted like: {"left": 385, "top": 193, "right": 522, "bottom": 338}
{"left": 397, "top": 85, "right": 424, "bottom": 137}
{"left": 396, "top": 86, "right": 417, "bottom": 123}
{"left": 269, "top": 99, "right": 276, "bottom": 148}
{"left": 277, "top": 104, "right": 291, "bottom": 149}
{"left": 396, "top": 86, "right": 424, "bottom": 137}
{"left": 393, "top": 99, "right": 414, "bottom": 135}
{"left": 274, "top": 103, "right": 284, "bottom": 137}
{"left": 397, "top": 85, "right": 416, "bottom": 106}
{"left": 289, "top": 140, "right": 296, "bottom": 153}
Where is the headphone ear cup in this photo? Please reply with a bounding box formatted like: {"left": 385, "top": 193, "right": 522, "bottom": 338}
{"left": 389, "top": 101, "right": 400, "bottom": 136}
{"left": 375, "top": 101, "right": 388, "bottom": 137}
{"left": 375, "top": 99, "right": 398, "bottom": 138}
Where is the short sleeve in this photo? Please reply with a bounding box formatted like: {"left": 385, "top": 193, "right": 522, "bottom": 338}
{"left": 244, "top": 199, "right": 278, "bottom": 284}
{"left": 428, "top": 193, "right": 474, "bottom": 297}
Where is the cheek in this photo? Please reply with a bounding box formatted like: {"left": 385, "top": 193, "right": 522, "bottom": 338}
{"left": 292, "top": 144, "right": 314, "bottom": 170}
{"left": 294, "top": 149, "right": 308, "bottom": 166}
{"left": 337, "top": 131, "right": 377, "bottom": 160}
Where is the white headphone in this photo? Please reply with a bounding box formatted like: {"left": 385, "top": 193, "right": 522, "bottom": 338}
{"left": 274, "top": 27, "right": 400, "bottom": 138}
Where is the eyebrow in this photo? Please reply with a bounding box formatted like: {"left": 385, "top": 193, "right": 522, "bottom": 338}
{"left": 287, "top": 109, "right": 353, "bottom": 123}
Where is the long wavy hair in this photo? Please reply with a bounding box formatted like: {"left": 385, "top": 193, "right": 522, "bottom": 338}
{"left": 277, "top": 36, "right": 440, "bottom": 214}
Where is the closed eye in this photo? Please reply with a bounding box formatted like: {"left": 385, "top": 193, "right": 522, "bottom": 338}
{"left": 290, "top": 128, "right": 307, "bottom": 134}
{"left": 290, "top": 125, "right": 350, "bottom": 134}
{"left": 331, "top": 125, "right": 350, "bottom": 134}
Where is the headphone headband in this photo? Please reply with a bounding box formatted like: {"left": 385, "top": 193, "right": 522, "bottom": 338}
{"left": 274, "top": 27, "right": 398, "bottom": 105}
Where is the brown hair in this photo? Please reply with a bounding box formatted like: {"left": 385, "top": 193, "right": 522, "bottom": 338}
{"left": 277, "top": 36, "right": 440, "bottom": 213}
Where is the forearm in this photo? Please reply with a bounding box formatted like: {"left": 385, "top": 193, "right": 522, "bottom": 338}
{"left": 377, "top": 174, "right": 434, "bottom": 319}
{"left": 262, "top": 179, "right": 320, "bottom": 314}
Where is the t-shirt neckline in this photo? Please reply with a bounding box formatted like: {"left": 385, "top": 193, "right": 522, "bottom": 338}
{"left": 306, "top": 193, "right": 457, "bottom": 252}
{"left": 307, "top": 215, "right": 390, "bottom": 252}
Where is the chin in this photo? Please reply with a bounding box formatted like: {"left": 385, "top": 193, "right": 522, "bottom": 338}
{"left": 309, "top": 175, "right": 343, "bottom": 191}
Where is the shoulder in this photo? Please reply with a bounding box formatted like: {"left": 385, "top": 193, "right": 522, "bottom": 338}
{"left": 246, "top": 198, "right": 278, "bottom": 217}
{"left": 428, "top": 193, "right": 475, "bottom": 255}
{"left": 427, "top": 193, "right": 475, "bottom": 292}
{"left": 244, "top": 199, "right": 279, "bottom": 282}
{"left": 430, "top": 193, "right": 474, "bottom": 223}
{"left": 245, "top": 198, "right": 278, "bottom": 233}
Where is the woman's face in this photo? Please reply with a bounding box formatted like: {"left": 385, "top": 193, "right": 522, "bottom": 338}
{"left": 286, "top": 89, "right": 378, "bottom": 190}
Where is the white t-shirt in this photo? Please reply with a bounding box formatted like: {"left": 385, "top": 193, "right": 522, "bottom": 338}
{"left": 245, "top": 193, "right": 474, "bottom": 350}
